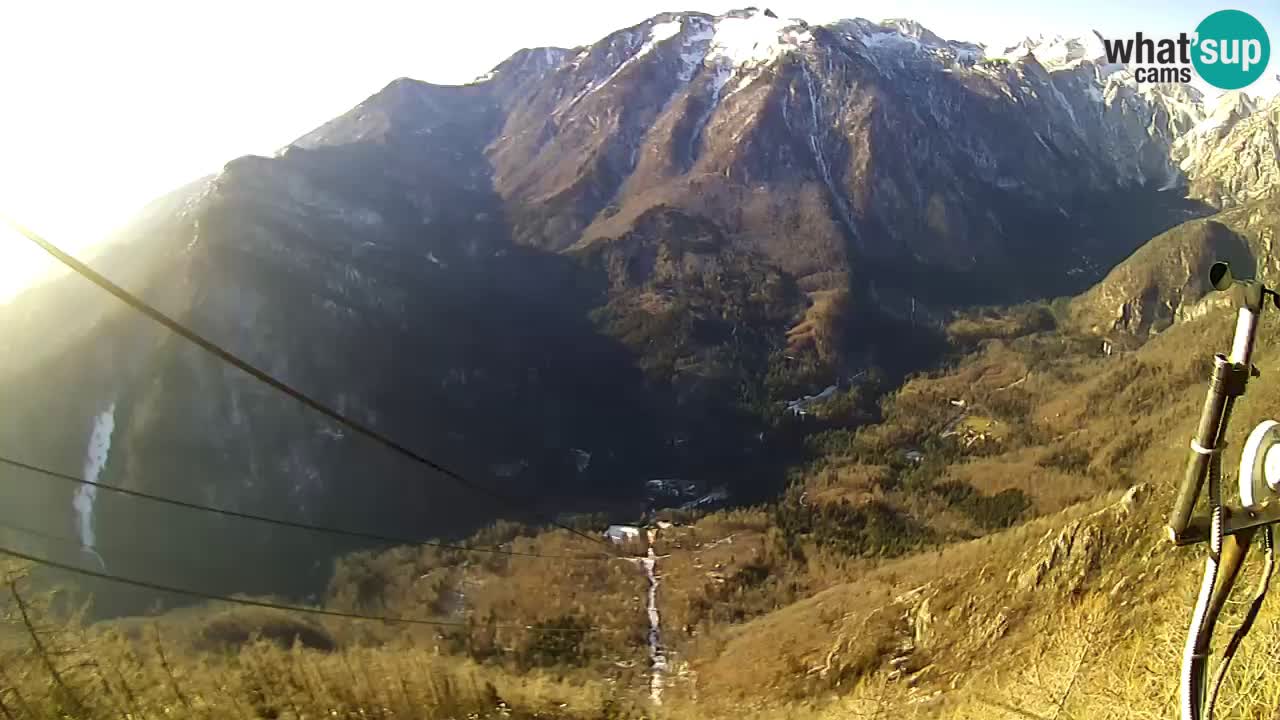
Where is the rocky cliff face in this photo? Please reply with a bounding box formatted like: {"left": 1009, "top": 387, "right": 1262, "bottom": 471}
{"left": 1069, "top": 88, "right": 1279, "bottom": 341}
{"left": 1183, "top": 96, "right": 1280, "bottom": 210}
{"left": 1072, "top": 197, "right": 1280, "bottom": 338}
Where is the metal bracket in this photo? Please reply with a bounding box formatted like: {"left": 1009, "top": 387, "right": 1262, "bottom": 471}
{"left": 1216, "top": 361, "right": 1251, "bottom": 398}
{"left": 1173, "top": 502, "right": 1280, "bottom": 546}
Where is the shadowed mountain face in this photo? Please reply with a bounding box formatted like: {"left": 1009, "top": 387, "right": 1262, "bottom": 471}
{"left": 1, "top": 8, "right": 1275, "bottom": 608}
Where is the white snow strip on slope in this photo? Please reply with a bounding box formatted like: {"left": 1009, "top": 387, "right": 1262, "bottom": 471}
{"left": 576, "top": 18, "right": 709, "bottom": 106}
{"left": 599, "top": 23, "right": 682, "bottom": 86}
{"left": 686, "top": 61, "right": 732, "bottom": 161}
{"left": 568, "top": 11, "right": 806, "bottom": 116}
{"left": 74, "top": 403, "right": 115, "bottom": 571}
{"left": 1194, "top": 109, "right": 1233, "bottom": 135}
{"left": 706, "top": 12, "right": 814, "bottom": 98}
{"left": 799, "top": 65, "right": 858, "bottom": 241}
{"left": 1190, "top": 93, "right": 1254, "bottom": 135}
{"left": 1001, "top": 33, "right": 1109, "bottom": 71}
{"left": 624, "top": 527, "right": 669, "bottom": 704}
{"left": 862, "top": 30, "right": 924, "bottom": 53}
{"left": 642, "top": 527, "right": 667, "bottom": 705}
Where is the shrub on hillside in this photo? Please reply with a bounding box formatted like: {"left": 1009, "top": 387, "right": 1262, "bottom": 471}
{"left": 686, "top": 559, "right": 800, "bottom": 629}
{"left": 969, "top": 489, "right": 1032, "bottom": 529}
{"left": 775, "top": 487, "right": 930, "bottom": 558}
{"left": 931, "top": 481, "right": 1031, "bottom": 530}
{"left": 983, "top": 387, "right": 1032, "bottom": 422}
{"left": 1102, "top": 428, "right": 1154, "bottom": 471}
{"left": 947, "top": 303, "right": 1056, "bottom": 346}
{"left": 1038, "top": 444, "right": 1093, "bottom": 474}
{"left": 192, "top": 607, "right": 336, "bottom": 652}
{"left": 516, "top": 614, "right": 592, "bottom": 669}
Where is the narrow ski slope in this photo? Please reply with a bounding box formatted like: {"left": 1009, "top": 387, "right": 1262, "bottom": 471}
{"left": 640, "top": 526, "right": 667, "bottom": 704}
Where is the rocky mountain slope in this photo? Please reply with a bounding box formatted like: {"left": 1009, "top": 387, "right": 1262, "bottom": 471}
{"left": 1183, "top": 96, "right": 1280, "bottom": 209}
{"left": 1072, "top": 197, "right": 1280, "bottom": 338}
{"left": 477, "top": 11, "right": 1207, "bottom": 299}
{"left": 2, "top": 7, "right": 1278, "bottom": 607}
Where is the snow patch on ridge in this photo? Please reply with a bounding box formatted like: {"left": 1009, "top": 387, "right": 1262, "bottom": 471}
{"left": 708, "top": 11, "right": 812, "bottom": 68}
{"left": 1001, "top": 33, "right": 1107, "bottom": 70}
{"left": 705, "top": 9, "right": 813, "bottom": 96}
{"left": 573, "top": 17, "right": 715, "bottom": 107}
{"left": 649, "top": 20, "right": 683, "bottom": 45}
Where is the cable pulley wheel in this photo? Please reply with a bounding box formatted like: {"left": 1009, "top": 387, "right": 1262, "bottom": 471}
{"left": 1240, "top": 420, "right": 1280, "bottom": 508}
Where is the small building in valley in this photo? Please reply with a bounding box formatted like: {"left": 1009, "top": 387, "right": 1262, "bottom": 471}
{"left": 605, "top": 525, "right": 642, "bottom": 543}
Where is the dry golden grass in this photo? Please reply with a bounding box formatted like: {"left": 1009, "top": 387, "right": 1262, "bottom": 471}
{"left": 946, "top": 451, "right": 1108, "bottom": 515}
{"left": 786, "top": 289, "right": 850, "bottom": 361}
{"left": 650, "top": 491, "right": 1131, "bottom": 717}
{"left": 649, "top": 513, "right": 781, "bottom": 646}
{"left": 321, "top": 527, "right": 651, "bottom": 678}
{"left": 1, "top": 561, "right": 648, "bottom": 720}
{"left": 806, "top": 464, "right": 893, "bottom": 505}
{"left": 947, "top": 303, "right": 1057, "bottom": 348}
{"left": 655, "top": 303, "right": 1280, "bottom": 718}
{"left": 2, "top": 626, "right": 642, "bottom": 720}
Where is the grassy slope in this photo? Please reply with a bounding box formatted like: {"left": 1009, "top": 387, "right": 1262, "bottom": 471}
{"left": 656, "top": 302, "right": 1280, "bottom": 719}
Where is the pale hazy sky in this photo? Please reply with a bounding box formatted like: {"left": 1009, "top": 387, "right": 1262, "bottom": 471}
{"left": 1, "top": 0, "right": 1277, "bottom": 299}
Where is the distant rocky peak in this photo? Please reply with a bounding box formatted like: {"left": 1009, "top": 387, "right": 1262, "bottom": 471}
{"left": 824, "top": 17, "right": 982, "bottom": 65}
{"left": 879, "top": 18, "right": 945, "bottom": 45}
{"left": 1001, "top": 33, "right": 1109, "bottom": 70}
{"left": 542, "top": 8, "right": 812, "bottom": 114}
{"left": 473, "top": 46, "right": 572, "bottom": 84}
{"left": 1203, "top": 90, "right": 1260, "bottom": 130}
{"left": 1182, "top": 96, "right": 1280, "bottom": 208}
{"left": 723, "top": 7, "right": 787, "bottom": 21}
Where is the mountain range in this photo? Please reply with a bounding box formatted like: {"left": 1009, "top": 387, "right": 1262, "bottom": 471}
{"left": 2, "top": 6, "right": 1278, "bottom": 606}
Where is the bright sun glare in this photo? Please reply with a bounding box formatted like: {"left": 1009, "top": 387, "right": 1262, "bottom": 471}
{"left": 0, "top": 224, "right": 59, "bottom": 303}
{"left": 0, "top": 204, "right": 121, "bottom": 303}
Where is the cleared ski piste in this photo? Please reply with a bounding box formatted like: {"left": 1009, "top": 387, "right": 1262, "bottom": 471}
{"left": 616, "top": 525, "right": 668, "bottom": 705}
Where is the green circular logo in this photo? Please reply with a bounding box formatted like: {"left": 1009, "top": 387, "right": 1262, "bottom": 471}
{"left": 1192, "top": 10, "right": 1270, "bottom": 90}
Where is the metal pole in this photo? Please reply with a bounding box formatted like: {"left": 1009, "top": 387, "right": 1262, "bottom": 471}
{"left": 1168, "top": 355, "right": 1234, "bottom": 541}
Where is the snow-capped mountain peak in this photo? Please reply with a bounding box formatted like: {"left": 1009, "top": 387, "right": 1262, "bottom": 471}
{"left": 1201, "top": 90, "right": 1259, "bottom": 131}
{"left": 823, "top": 17, "right": 983, "bottom": 66}
{"left": 1000, "top": 32, "right": 1109, "bottom": 70}
{"left": 356, "top": 6, "right": 1274, "bottom": 249}
{"left": 707, "top": 7, "right": 813, "bottom": 68}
